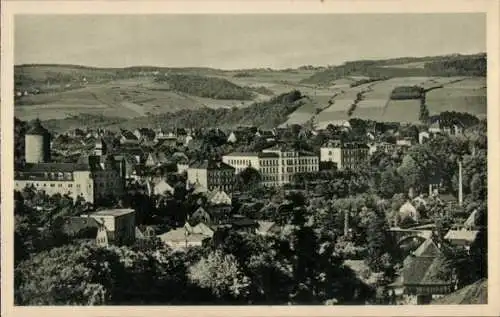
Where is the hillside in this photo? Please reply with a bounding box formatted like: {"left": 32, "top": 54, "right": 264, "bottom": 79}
{"left": 15, "top": 53, "right": 487, "bottom": 127}
{"left": 40, "top": 90, "right": 306, "bottom": 133}
{"left": 301, "top": 53, "right": 486, "bottom": 86}
{"left": 153, "top": 73, "right": 255, "bottom": 100}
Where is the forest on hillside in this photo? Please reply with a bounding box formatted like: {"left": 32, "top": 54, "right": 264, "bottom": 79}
{"left": 115, "top": 90, "right": 305, "bottom": 130}
{"left": 154, "top": 74, "right": 256, "bottom": 100}
{"left": 302, "top": 54, "right": 486, "bottom": 86}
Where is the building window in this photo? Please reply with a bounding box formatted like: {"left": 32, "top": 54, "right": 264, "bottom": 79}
{"left": 68, "top": 184, "right": 73, "bottom": 188}
{"left": 50, "top": 184, "right": 55, "bottom": 187}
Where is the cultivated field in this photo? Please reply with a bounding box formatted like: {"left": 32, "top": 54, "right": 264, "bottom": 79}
{"left": 426, "top": 77, "right": 486, "bottom": 117}
{"left": 311, "top": 76, "right": 486, "bottom": 127}
{"left": 14, "top": 63, "right": 486, "bottom": 127}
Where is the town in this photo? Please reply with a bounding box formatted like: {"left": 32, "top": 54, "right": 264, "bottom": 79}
{"left": 14, "top": 106, "right": 487, "bottom": 305}
{"left": 10, "top": 12, "right": 488, "bottom": 308}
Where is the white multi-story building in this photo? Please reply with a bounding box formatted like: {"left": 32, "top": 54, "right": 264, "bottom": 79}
{"left": 223, "top": 144, "right": 319, "bottom": 187}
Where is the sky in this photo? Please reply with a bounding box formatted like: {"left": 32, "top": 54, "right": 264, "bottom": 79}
{"left": 15, "top": 14, "right": 486, "bottom": 69}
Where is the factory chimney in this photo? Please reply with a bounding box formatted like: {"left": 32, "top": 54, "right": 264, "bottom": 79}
{"left": 458, "top": 160, "right": 463, "bottom": 207}
{"left": 344, "top": 210, "right": 349, "bottom": 237}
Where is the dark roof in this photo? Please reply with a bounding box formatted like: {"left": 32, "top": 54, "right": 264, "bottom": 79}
{"left": 322, "top": 140, "right": 369, "bottom": 149}
{"left": 298, "top": 151, "right": 317, "bottom": 157}
{"left": 403, "top": 255, "right": 452, "bottom": 286}
{"left": 60, "top": 216, "right": 100, "bottom": 238}
{"left": 229, "top": 215, "right": 258, "bottom": 227}
{"left": 136, "top": 128, "right": 156, "bottom": 137}
{"left": 189, "top": 160, "right": 235, "bottom": 170}
{"left": 258, "top": 152, "right": 279, "bottom": 158}
{"left": 17, "top": 162, "right": 91, "bottom": 173}
{"left": 121, "top": 130, "right": 138, "bottom": 141}
{"left": 432, "top": 279, "right": 487, "bottom": 305}
{"left": 413, "top": 238, "right": 441, "bottom": 257}
{"left": 225, "top": 152, "right": 259, "bottom": 157}
{"left": 263, "top": 143, "right": 296, "bottom": 152}
{"left": 403, "top": 256, "right": 436, "bottom": 285}
{"left": 27, "top": 119, "right": 49, "bottom": 135}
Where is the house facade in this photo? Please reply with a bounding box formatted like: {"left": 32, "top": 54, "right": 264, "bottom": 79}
{"left": 187, "top": 160, "right": 235, "bottom": 192}
{"left": 223, "top": 144, "right": 319, "bottom": 187}
{"left": 320, "top": 141, "right": 369, "bottom": 170}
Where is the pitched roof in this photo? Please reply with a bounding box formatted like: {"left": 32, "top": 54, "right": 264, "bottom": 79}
{"left": 464, "top": 209, "right": 478, "bottom": 229}
{"left": 258, "top": 152, "right": 279, "bottom": 158}
{"left": 27, "top": 119, "right": 49, "bottom": 135}
{"left": 413, "top": 238, "right": 441, "bottom": 257}
{"left": 188, "top": 222, "right": 215, "bottom": 237}
{"left": 399, "top": 201, "right": 417, "bottom": 216}
{"left": 16, "top": 162, "right": 91, "bottom": 173}
{"left": 60, "top": 216, "right": 100, "bottom": 237}
{"left": 121, "top": 130, "right": 138, "bottom": 141}
{"left": 256, "top": 221, "right": 277, "bottom": 234}
{"left": 189, "top": 160, "right": 235, "bottom": 170}
{"left": 153, "top": 179, "right": 174, "bottom": 196}
{"left": 158, "top": 227, "right": 209, "bottom": 243}
{"left": 432, "top": 279, "right": 487, "bottom": 305}
{"left": 206, "top": 190, "right": 232, "bottom": 205}
{"left": 224, "top": 152, "right": 259, "bottom": 157}
{"left": 191, "top": 181, "right": 208, "bottom": 194}
{"left": 403, "top": 256, "right": 438, "bottom": 285}
{"left": 136, "top": 128, "right": 156, "bottom": 138}
{"left": 444, "top": 230, "right": 479, "bottom": 243}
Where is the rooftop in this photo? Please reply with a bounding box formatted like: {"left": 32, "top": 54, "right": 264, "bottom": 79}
{"left": 258, "top": 152, "right": 279, "bottom": 158}
{"left": 224, "top": 152, "right": 260, "bottom": 157}
{"left": 16, "top": 162, "right": 91, "bottom": 173}
{"left": 444, "top": 229, "right": 479, "bottom": 242}
{"left": 89, "top": 208, "right": 135, "bottom": 217}
{"left": 189, "top": 160, "right": 235, "bottom": 170}
{"left": 27, "top": 119, "right": 50, "bottom": 135}
{"left": 432, "top": 279, "right": 487, "bottom": 305}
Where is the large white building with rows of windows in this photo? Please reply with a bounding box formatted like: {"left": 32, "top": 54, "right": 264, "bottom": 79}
{"left": 222, "top": 144, "right": 319, "bottom": 187}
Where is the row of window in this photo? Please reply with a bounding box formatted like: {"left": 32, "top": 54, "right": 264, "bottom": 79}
{"left": 18, "top": 181, "right": 84, "bottom": 189}
{"left": 228, "top": 157, "right": 319, "bottom": 167}
{"left": 226, "top": 159, "right": 256, "bottom": 166}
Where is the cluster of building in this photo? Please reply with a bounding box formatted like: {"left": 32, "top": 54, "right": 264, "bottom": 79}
{"left": 15, "top": 119, "right": 125, "bottom": 204}
{"left": 15, "top": 116, "right": 466, "bottom": 205}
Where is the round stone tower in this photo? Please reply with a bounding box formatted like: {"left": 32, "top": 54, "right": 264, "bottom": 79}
{"left": 25, "top": 119, "right": 51, "bottom": 163}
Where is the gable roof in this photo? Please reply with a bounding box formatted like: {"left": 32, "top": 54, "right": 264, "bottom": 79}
{"left": 206, "top": 190, "right": 232, "bottom": 205}
{"left": 121, "top": 130, "right": 138, "bottom": 141}
{"left": 463, "top": 209, "right": 479, "bottom": 229}
{"left": 403, "top": 256, "right": 439, "bottom": 285}
{"left": 60, "top": 216, "right": 100, "bottom": 238}
{"left": 444, "top": 230, "right": 479, "bottom": 243}
{"left": 399, "top": 201, "right": 417, "bottom": 216}
{"left": 432, "top": 279, "right": 487, "bottom": 305}
{"left": 153, "top": 179, "right": 174, "bottom": 196}
{"left": 413, "top": 238, "right": 441, "bottom": 257}
{"left": 256, "top": 221, "right": 277, "bottom": 234}
{"left": 189, "top": 160, "right": 235, "bottom": 170}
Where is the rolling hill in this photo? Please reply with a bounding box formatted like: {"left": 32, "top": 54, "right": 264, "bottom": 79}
{"left": 14, "top": 53, "right": 487, "bottom": 131}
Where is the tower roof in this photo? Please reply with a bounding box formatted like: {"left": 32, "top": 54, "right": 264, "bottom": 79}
{"left": 27, "top": 119, "right": 49, "bottom": 135}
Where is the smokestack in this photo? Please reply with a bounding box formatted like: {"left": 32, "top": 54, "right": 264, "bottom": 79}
{"left": 429, "top": 184, "right": 433, "bottom": 197}
{"left": 344, "top": 210, "right": 349, "bottom": 237}
{"left": 458, "top": 160, "right": 463, "bottom": 207}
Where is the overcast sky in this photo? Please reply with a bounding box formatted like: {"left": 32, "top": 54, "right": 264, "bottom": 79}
{"left": 15, "top": 14, "right": 485, "bottom": 69}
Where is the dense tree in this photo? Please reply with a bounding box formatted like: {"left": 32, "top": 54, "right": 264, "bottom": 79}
{"left": 188, "top": 251, "right": 251, "bottom": 302}
{"left": 234, "top": 167, "right": 262, "bottom": 192}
